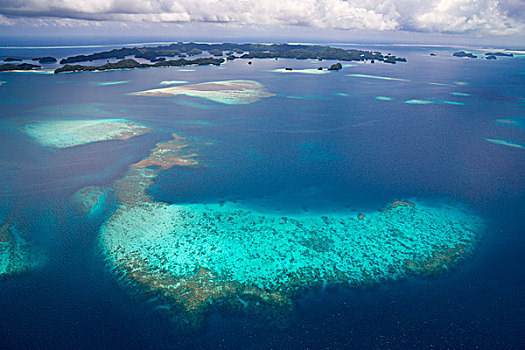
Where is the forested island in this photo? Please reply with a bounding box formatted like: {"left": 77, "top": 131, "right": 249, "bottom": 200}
{"left": 50, "top": 42, "right": 406, "bottom": 73}
{"left": 0, "top": 42, "right": 408, "bottom": 74}
{"left": 60, "top": 42, "right": 406, "bottom": 64}
{"left": 0, "top": 62, "right": 41, "bottom": 71}
{"left": 452, "top": 51, "right": 514, "bottom": 60}
{"left": 54, "top": 57, "right": 225, "bottom": 73}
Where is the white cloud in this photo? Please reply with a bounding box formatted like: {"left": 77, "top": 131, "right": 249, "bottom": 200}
{"left": 0, "top": 14, "right": 12, "bottom": 25}
{"left": 0, "top": 0, "right": 523, "bottom": 35}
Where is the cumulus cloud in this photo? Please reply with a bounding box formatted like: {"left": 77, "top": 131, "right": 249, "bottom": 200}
{"left": 0, "top": 0, "right": 523, "bottom": 35}
{"left": 0, "top": 14, "right": 12, "bottom": 25}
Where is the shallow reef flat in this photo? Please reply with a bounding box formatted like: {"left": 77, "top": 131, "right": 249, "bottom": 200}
{"left": 131, "top": 80, "right": 275, "bottom": 104}
{"left": 496, "top": 118, "right": 525, "bottom": 129}
{"left": 347, "top": 73, "right": 409, "bottom": 82}
{"left": 404, "top": 99, "right": 464, "bottom": 105}
{"left": 485, "top": 138, "right": 524, "bottom": 149}
{"left": 72, "top": 186, "right": 107, "bottom": 216}
{"left": 159, "top": 80, "right": 189, "bottom": 85}
{"left": 102, "top": 200, "right": 482, "bottom": 290}
{"left": 99, "top": 133, "right": 485, "bottom": 325}
{"left": 114, "top": 133, "right": 202, "bottom": 204}
{"left": 0, "top": 224, "right": 32, "bottom": 276}
{"left": 0, "top": 211, "right": 42, "bottom": 276}
{"left": 96, "top": 81, "right": 130, "bottom": 86}
{"left": 23, "top": 118, "right": 151, "bottom": 148}
{"left": 376, "top": 96, "right": 394, "bottom": 101}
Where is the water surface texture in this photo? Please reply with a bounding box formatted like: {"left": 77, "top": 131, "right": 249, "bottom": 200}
{"left": 0, "top": 44, "right": 524, "bottom": 349}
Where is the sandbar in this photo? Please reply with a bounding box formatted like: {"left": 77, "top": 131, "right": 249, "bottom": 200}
{"left": 96, "top": 81, "right": 130, "bottom": 86}
{"left": 160, "top": 80, "right": 189, "bottom": 85}
{"left": 485, "top": 138, "right": 524, "bottom": 149}
{"left": 23, "top": 118, "right": 151, "bottom": 148}
{"left": 131, "top": 80, "right": 275, "bottom": 105}
{"left": 376, "top": 96, "right": 394, "bottom": 101}
{"left": 347, "top": 74, "right": 409, "bottom": 82}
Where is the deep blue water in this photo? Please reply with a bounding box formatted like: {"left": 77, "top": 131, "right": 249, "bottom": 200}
{"left": 0, "top": 43, "right": 524, "bottom": 349}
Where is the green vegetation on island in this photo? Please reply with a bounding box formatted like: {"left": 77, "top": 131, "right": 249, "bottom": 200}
{"left": 32, "top": 56, "right": 57, "bottom": 64}
{"left": 54, "top": 57, "right": 224, "bottom": 74}
{"left": 59, "top": 42, "right": 406, "bottom": 65}
{"left": 453, "top": 50, "right": 515, "bottom": 61}
{"left": 485, "top": 52, "right": 513, "bottom": 57}
{"left": 452, "top": 51, "right": 477, "bottom": 58}
{"left": 0, "top": 42, "right": 409, "bottom": 74}
{"left": 209, "top": 49, "right": 223, "bottom": 56}
{"left": 0, "top": 62, "right": 41, "bottom": 71}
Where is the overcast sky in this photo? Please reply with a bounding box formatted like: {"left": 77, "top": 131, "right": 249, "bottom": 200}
{"left": 0, "top": 0, "right": 524, "bottom": 45}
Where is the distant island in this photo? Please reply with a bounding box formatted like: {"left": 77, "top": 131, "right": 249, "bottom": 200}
{"left": 0, "top": 42, "right": 406, "bottom": 73}
{"left": 452, "top": 51, "right": 477, "bottom": 58}
{"left": 484, "top": 52, "right": 513, "bottom": 57}
{"left": 60, "top": 42, "right": 406, "bottom": 64}
{"left": 54, "top": 57, "right": 225, "bottom": 73}
{"left": 51, "top": 42, "right": 406, "bottom": 74}
{"left": 0, "top": 62, "right": 41, "bottom": 71}
{"left": 0, "top": 42, "right": 408, "bottom": 74}
{"left": 32, "top": 56, "right": 57, "bottom": 64}
{"left": 453, "top": 50, "right": 514, "bottom": 60}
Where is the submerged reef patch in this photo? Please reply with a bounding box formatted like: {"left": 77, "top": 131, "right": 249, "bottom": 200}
{"left": 375, "top": 96, "right": 394, "bottom": 101}
{"left": 23, "top": 118, "right": 151, "bottom": 148}
{"left": 160, "top": 80, "right": 189, "bottom": 85}
{"left": 404, "top": 99, "right": 434, "bottom": 105}
{"left": 102, "top": 200, "right": 482, "bottom": 291}
{"left": 485, "top": 138, "right": 524, "bottom": 149}
{"left": 131, "top": 80, "right": 275, "bottom": 105}
{"left": 404, "top": 99, "right": 464, "bottom": 105}
{"left": 96, "top": 81, "right": 130, "bottom": 86}
{"left": 496, "top": 118, "right": 525, "bottom": 129}
{"left": 114, "top": 133, "right": 201, "bottom": 204}
{"left": 428, "top": 82, "right": 453, "bottom": 87}
{"left": 347, "top": 74, "right": 409, "bottom": 82}
{"left": 0, "top": 208, "right": 43, "bottom": 276}
{"left": 72, "top": 186, "right": 107, "bottom": 216}
{"left": 0, "top": 222, "right": 33, "bottom": 276}
{"left": 100, "top": 133, "right": 485, "bottom": 326}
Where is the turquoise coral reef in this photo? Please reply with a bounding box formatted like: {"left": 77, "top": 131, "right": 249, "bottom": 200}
{"left": 0, "top": 221, "right": 30, "bottom": 276}
{"left": 99, "top": 133, "right": 485, "bottom": 326}
{"left": 23, "top": 119, "right": 151, "bottom": 148}
{"left": 485, "top": 138, "right": 524, "bottom": 149}
{"left": 72, "top": 186, "right": 107, "bottom": 216}
{"left": 131, "top": 80, "right": 275, "bottom": 105}
{"left": 0, "top": 208, "right": 42, "bottom": 276}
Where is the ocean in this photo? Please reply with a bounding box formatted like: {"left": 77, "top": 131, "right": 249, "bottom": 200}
{"left": 0, "top": 42, "right": 524, "bottom": 349}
